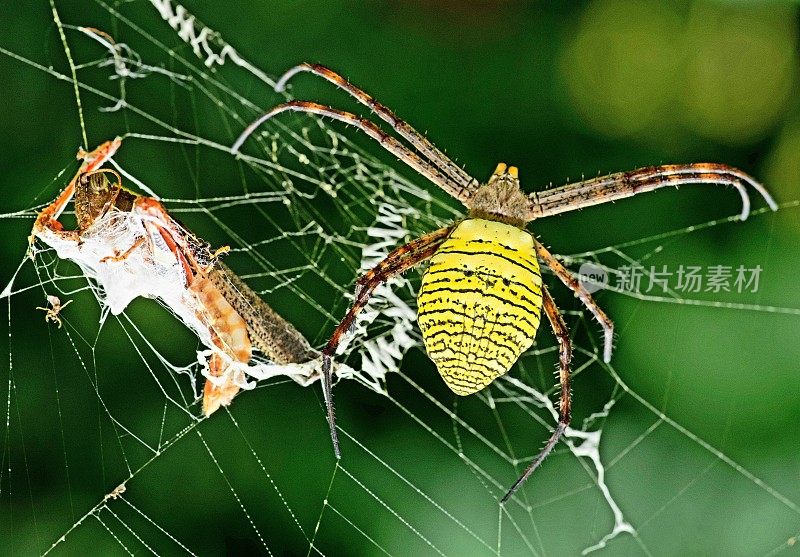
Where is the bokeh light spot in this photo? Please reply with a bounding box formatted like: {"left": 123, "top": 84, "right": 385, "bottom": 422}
{"left": 681, "top": 3, "right": 797, "bottom": 145}
{"left": 559, "top": 0, "right": 682, "bottom": 140}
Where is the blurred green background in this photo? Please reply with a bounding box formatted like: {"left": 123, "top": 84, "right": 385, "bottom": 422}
{"left": 1, "top": 1, "right": 800, "bottom": 555}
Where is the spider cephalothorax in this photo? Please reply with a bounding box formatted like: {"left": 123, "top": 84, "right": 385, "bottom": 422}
{"left": 232, "top": 63, "right": 777, "bottom": 503}
{"left": 465, "top": 163, "right": 532, "bottom": 227}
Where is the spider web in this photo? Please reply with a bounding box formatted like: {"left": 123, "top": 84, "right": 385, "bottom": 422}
{"left": 2, "top": 2, "right": 800, "bottom": 555}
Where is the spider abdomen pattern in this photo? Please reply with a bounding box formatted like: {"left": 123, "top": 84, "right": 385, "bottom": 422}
{"left": 417, "top": 218, "right": 543, "bottom": 395}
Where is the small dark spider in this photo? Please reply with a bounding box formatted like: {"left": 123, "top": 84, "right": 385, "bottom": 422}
{"left": 232, "top": 64, "right": 777, "bottom": 503}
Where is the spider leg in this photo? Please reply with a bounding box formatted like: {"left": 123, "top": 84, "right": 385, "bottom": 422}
{"left": 534, "top": 240, "right": 614, "bottom": 363}
{"left": 274, "top": 63, "right": 479, "bottom": 199}
{"left": 526, "top": 163, "right": 778, "bottom": 221}
{"left": 232, "top": 101, "right": 470, "bottom": 205}
{"left": 501, "top": 284, "right": 572, "bottom": 504}
{"left": 321, "top": 225, "right": 454, "bottom": 458}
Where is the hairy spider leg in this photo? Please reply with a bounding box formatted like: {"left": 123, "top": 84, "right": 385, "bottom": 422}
{"left": 232, "top": 101, "right": 468, "bottom": 204}
{"left": 527, "top": 163, "right": 778, "bottom": 222}
{"left": 534, "top": 239, "right": 614, "bottom": 363}
{"left": 501, "top": 284, "right": 572, "bottom": 504}
{"left": 274, "top": 63, "right": 479, "bottom": 200}
{"left": 320, "top": 225, "right": 454, "bottom": 458}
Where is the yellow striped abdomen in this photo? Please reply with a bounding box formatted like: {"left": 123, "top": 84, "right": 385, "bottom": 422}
{"left": 417, "top": 219, "right": 542, "bottom": 395}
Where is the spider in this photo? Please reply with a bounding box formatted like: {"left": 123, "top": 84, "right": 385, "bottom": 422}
{"left": 232, "top": 63, "right": 778, "bottom": 503}
{"left": 36, "top": 294, "right": 73, "bottom": 328}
